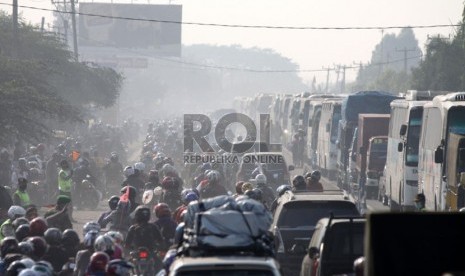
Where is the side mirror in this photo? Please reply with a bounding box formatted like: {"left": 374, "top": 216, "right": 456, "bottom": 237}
{"left": 434, "top": 146, "right": 444, "bottom": 164}
{"left": 399, "top": 124, "right": 407, "bottom": 136}
{"left": 326, "top": 123, "right": 330, "bottom": 132}
{"left": 290, "top": 244, "right": 306, "bottom": 255}
{"left": 398, "top": 142, "right": 403, "bottom": 152}
{"left": 308, "top": 246, "right": 319, "bottom": 259}
{"left": 288, "top": 165, "right": 295, "bottom": 171}
{"left": 459, "top": 148, "right": 465, "bottom": 162}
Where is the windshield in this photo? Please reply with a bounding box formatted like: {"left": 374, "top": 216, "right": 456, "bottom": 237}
{"left": 278, "top": 201, "right": 359, "bottom": 228}
{"left": 448, "top": 106, "right": 465, "bottom": 135}
{"left": 330, "top": 107, "right": 342, "bottom": 143}
{"left": 405, "top": 108, "right": 423, "bottom": 166}
{"left": 178, "top": 270, "right": 274, "bottom": 276}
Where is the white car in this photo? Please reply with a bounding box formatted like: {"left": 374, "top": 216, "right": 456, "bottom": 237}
{"left": 169, "top": 256, "right": 281, "bottom": 276}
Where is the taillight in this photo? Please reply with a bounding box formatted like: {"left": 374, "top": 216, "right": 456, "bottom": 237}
{"left": 273, "top": 226, "right": 285, "bottom": 253}
{"left": 139, "top": 250, "right": 149, "bottom": 259}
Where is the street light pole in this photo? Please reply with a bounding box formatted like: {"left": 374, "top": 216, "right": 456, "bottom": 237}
{"left": 70, "top": 0, "right": 78, "bottom": 61}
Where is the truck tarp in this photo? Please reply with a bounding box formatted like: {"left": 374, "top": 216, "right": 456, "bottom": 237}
{"left": 341, "top": 91, "right": 400, "bottom": 122}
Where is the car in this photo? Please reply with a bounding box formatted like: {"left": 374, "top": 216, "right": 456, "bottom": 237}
{"left": 236, "top": 152, "right": 294, "bottom": 190}
{"left": 270, "top": 190, "right": 360, "bottom": 276}
{"left": 300, "top": 216, "right": 365, "bottom": 276}
{"left": 168, "top": 256, "right": 281, "bottom": 276}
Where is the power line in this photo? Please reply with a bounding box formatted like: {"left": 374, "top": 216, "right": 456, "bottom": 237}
{"left": 0, "top": 2, "right": 461, "bottom": 30}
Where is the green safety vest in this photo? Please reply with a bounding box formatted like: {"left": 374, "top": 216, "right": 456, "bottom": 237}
{"left": 58, "top": 169, "right": 72, "bottom": 192}
{"left": 14, "top": 190, "right": 31, "bottom": 207}
{"left": 0, "top": 219, "right": 13, "bottom": 240}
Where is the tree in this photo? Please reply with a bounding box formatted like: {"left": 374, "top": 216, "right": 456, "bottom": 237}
{"left": 0, "top": 12, "right": 123, "bottom": 144}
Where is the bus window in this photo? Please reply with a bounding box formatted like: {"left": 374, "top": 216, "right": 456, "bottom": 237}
{"left": 406, "top": 108, "right": 423, "bottom": 166}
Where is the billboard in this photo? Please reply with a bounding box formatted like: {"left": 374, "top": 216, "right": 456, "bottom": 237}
{"left": 79, "top": 3, "right": 182, "bottom": 55}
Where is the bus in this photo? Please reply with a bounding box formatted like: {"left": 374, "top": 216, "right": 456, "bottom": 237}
{"left": 418, "top": 92, "right": 465, "bottom": 211}
{"left": 382, "top": 100, "right": 426, "bottom": 210}
{"left": 316, "top": 98, "right": 343, "bottom": 180}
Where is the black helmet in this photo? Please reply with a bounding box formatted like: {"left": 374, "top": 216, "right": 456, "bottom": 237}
{"left": 1, "top": 237, "right": 18, "bottom": 258}
{"left": 27, "top": 236, "right": 48, "bottom": 259}
{"left": 6, "top": 260, "right": 26, "bottom": 275}
{"left": 62, "top": 229, "right": 80, "bottom": 248}
{"left": 108, "top": 196, "right": 120, "bottom": 210}
{"left": 276, "top": 185, "right": 291, "bottom": 197}
{"left": 44, "top": 228, "right": 63, "bottom": 246}
{"left": 245, "top": 189, "right": 262, "bottom": 201}
{"left": 12, "top": 217, "right": 29, "bottom": 230}
{"left": 15, "top": 224, "right": 30, "bottom": 242}
{"left": 310, "top": 170, "right": 321, "bottom": 181}
{"left": 252, "top": 188, "right": 263, "bottom": 201}
{"left": 292, "top": 175, "right": 306, "bottom": 188}
{"left": 17, "top": 241, "right": 34, "bottom": 257}
{"left": 134, "top": 206, "right": 151, "bottom": 223}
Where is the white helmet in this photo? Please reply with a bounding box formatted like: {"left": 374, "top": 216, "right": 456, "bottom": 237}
{"left": 8, "top": 205, "right": 26, "bottom": 219}
{"left": 123, "top": 166, "right": 135, "bottom": 177}
{"left": 94, "top": 234, "right": 115, "bottom": 252}
{"left": 255, "top": 174, "right": 267, "bottom": 184}
{"left": 105, "top": 231, "right": 124, "bottom": 244}
{"left": 83, "top": 221, "right": 101, "bottom": 235}
{"left": 207, "top": 170, "right": 220, "bottom": 183}
{"left": 134, "top": 162, "right": 146, "bottom": 171}
{"left": 154, "top": 186, "right": 163, "bottom": 196}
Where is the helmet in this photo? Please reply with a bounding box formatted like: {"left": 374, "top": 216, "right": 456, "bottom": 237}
{"left": 153, "top": 186, "right": 163, "bottom": 196}
{"left": 20, "top": 258, "right": 35, "bottom": 269}
{"left": 246, "top": 188, "right": 263, "bottom": 201}
{"left": 148, "top": 170, "right": 159, "bottom": 181}
{"left": 183, "top": 192, "right": 199, "bottom": 205}
{"left": 201, "top": 163, "right": 212, "bottom": 172}
{"left": 108, "top": 196, "right": 120, "bottom": 210}
{"left": 106, "top": 259, "right": 134, "bottom": 276}
{"left": 134, "top": 206, "right": 151, "bottom": 223}
{"left": 110, "top": 153, "right": 119, "bottom": 162}
{"left": 62, "top": 229, "right": 80, "bottom": 248}
{"left": 44, "top": 228, "right": 62, "bottom": 246}
{"left": 161, "top": 176, "right": 176, "bottom": 189}
{"left": 89, "top": 252, "right": 110, "bottom": 273}
{"left": 134, "top": 162, "right": 146, "bottom": 171}
{"left": 83, "top": 221, "right": 101, "bottom": 235}
{"left": 255, "top": 174, "right": 267, "bottom": 185}
{"left": 12, "top": 217, "right": 29, "bottom": 229}
{"left": 79, "top": 158, "right": 89, "bottom": 167}
{"left": 1, "top": 237, "right": 18, "bottom": 258}
{"left": 36, "top": 143, "right": 45, "bottom": 152}
{"left": 32, "top": 261, "right": 54, "bottom": 276}
{"left": 27, "top": 236, "right": 48, "bottom": 259}
{"left": 18, "top": 241, "right": 34, "bottom": 256}
{"left": 7, "top": 260, "right": 27, "bottom": 275}
{"left": 292, "top": 175, "right": 306, "bottom": 188}
{"left": 29, "top": 217, "right": 48, "bottom": 237}
{"left": 94, "top": 234, "right": 115, "bottom": 253}
{"left": 276, "top": 185, "right": 292, "bottom": 197}
{"left": 235, "top": 181, "right": 244, "bottom": 194}
{"left": 83, "top": 230, "right": 99, "bottom": 248}
{"left": 161, "top": 164, "right": 175, "bottom": 175}
{"left": 105, "top": 231, "right": 124, "bottom": 245}
{"left": 123, "top": 166, "right": 135, "bottom": 177}
{"left": 15, "top": 224, "right": 30, "bottom": 242}
{"left": 310, "top": 170, "right": 321, "bottom": 181}
{"left": 154, "top": 203, "right": 171, "bottom": 218}
{"left": 207, "top": 170, "right": 220, "bottom": 183}
{"left": 241, "top": 182, "right": 253, "bottom": 193}
{"left": 120, "top": 186, "right": 137, "bottom": 199}
{"left": 8, "top": 205, "right": 26, "bottom": 220}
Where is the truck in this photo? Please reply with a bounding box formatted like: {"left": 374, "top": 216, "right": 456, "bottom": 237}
{"left": 353, "top": 114, "right": 390, "bottom": 198}
{"left": 336, "top": 91, "right": 399, "bottom": 190}
{"left": 365, "top": 136, "right": 388, "bottom": 199}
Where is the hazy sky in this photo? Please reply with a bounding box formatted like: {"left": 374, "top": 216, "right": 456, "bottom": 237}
{"left": 1, "top": 0, "right": 463, "bottom": 84}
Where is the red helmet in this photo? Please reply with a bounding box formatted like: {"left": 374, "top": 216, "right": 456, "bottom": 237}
{"left": 161, "top": 177, "right": 175, "bottom": 189}
{"left": 27, "top": 236, "right": 48, "bottom": 259}
{"left": 29, "top": 217, "right": 48, "bottom": 237}
{"left": 89, "top": 252, "right": 110, "bottom": 272}
{"left": 36, "top": 143, "right": 46, "bottom": 152}
{"left": 154, "top": 203, "right": 171, "bottom": 218}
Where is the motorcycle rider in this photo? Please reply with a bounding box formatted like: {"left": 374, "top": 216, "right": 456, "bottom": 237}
{"left": 305, "top": 170, "right": 324, "bottom": 192}
{"left": 122, "top": 166, "right": 144, "bottom": 194}
{"left": 74, "top": 229, "right": 99, "bottom": 276}
{"left": 44, "top": 195, "right": 72, "bottom": 232}
{"left": 43, "top": 227, "right": 68, "bottom": 272}
{"left": 98, "top": 196, "right": 120, "bottom": 229}
{"left": 73, "top": 159, "right": 99, "bottom": 199}
{"left": 13, "top": 178, "right": 31, "bottom": 208}
{"left": 153, "top": 203, "right": 177, "bottom": 247}
{"left": 199, "top": 170, "right": 227, "bottom": 199}
{"left": 86, "top": 251, "right": 110, "bottom": 276}
{"left": 125, "top": 206, "right": 164, "bottom": 253}
{"left": 134, "top": 162, "right": 148, "bottom": 185}
{"left": 254, "top": 174, "right": 275, "bottom": 208}
{"left": 0, "top": 205, "right": 26, "bottom": 240}
{"left": 292, "top": 175, "right": 307, "bottom": 192}
{"left": 62, "top": 229, "right": 80, "bottom": 261}
{"left": 160, "top": 177, "right": 181, "bottom": 211}
{"left": 233, "top": 181, "right": 244, "bottom": 198}
{"left": 172, "top": 191, "right": 198, "bottom": 224}
{"left": 103, "top": 153, "right": 123, "bottom": 195}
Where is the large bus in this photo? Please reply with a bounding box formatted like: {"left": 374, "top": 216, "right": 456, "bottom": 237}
{"left": 418, "top": 92, "right": 465, "bottom": 211}
{"left": 381, "top": 100, "right": 426, "bottom": 210}
{"left": 316, "top": 98, "right": 343, "bottom": 179}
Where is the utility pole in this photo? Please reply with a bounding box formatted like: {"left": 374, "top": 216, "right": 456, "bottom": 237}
{"left": 396, "top": 47, "right": 417, "bottom": 72}
{"left": 70, "top": 0, "right": 78, "bottom": 61}
{"left": 340, "top": 65, "right": 346, "bottom": 94}
{"left": 12, "top": 0, "right": 18, "bottom": 57}
{"left": 322, "top": 66, "right": 331, "bottom": 94}
{"left": 41, "top": 17, "right": 45, "bottom": 32}
{"left": 379, "top": 29, "right": 384, "bottom": 77}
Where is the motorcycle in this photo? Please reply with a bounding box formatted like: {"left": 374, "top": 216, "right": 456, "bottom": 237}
{"left": 73, "top": 176, "right": 101, "bottom": 210}
{"left": 130, "top": 247, "right": 162, "bottom": 276}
